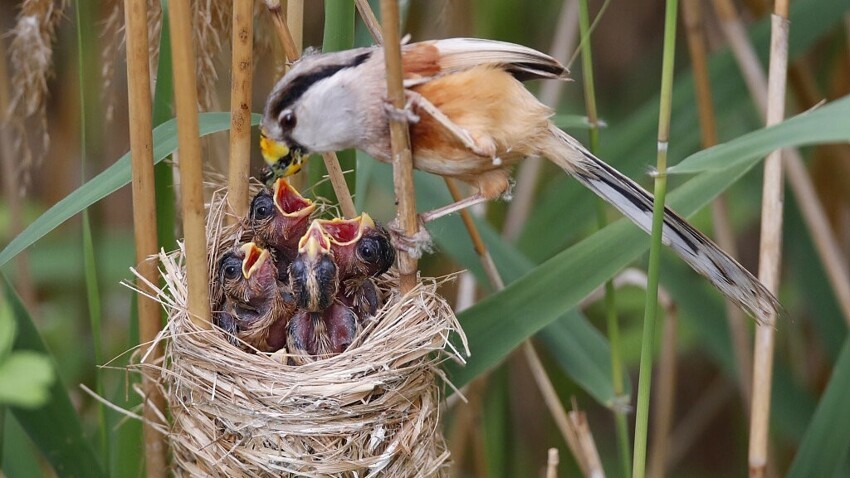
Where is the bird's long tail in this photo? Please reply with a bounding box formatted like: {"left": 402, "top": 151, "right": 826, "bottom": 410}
{"left": 543, "top": 124, "right": 780, "bottom": 323}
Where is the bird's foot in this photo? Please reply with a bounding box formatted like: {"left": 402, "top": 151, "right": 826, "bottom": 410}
{"left": 383, "top": 97, "right": 421, "bottom": 124}
{"left": 388, "top": 216, "right": 433, "bottom": 260}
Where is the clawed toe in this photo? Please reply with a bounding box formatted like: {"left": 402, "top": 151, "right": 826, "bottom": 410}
{"left": 387, "top": 217, "right": 433, "bottom": 260}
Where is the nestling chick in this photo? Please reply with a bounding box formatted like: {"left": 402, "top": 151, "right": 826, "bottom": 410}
{"left": 286, "top": 302, "right": 360, "bottom": 364}
{"left": 289, "top": 220, "right": 338, "bottom": 312}
{"left": 216, "top": 242, "right": 294, "bottom": 352}
{"left": 318, "top": 213, "right": 395, "bottom": 317}
{"left": 258, "top": 37, "right": 781, "bottom": 323}
{"left": 249, "top": 178, "right": 317, "bottom": 270}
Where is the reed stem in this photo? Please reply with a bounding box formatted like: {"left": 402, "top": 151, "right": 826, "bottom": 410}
{"left": 168, "top": 0, "right": 211, "bottom": 328}
{"left": 577, "top": 1, "right": 630, "bottom": 475}
{"left": 380, "top": 0, "right": 418, "bottom": 292}
{"left": 227, "top": 0, "right": 254, "bottom": 222}
{"left": 633, "top": 1, "right": 678, "bottom": 476}
{"left": 749, "top": 1, "right": 789, "bottom": 475}
{"left": 683, "top": 0, "right": 753, "bottom": 408}
{"left": 263, "top": 0, "right": 357, "bottom": 218}
{"left": 124, "top": 0, "right": 168, "bottom": 475}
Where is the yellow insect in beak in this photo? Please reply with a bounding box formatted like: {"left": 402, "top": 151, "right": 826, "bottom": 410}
{"left": 260, "top": 134, "right": 290, "bottom": 166}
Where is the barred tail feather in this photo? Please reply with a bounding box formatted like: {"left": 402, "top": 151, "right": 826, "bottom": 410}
{"left": 544, "top": 125, "right": 781, "bottom": 323}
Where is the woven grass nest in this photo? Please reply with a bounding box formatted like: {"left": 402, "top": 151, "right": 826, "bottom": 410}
{"left": 137, "top": 187, "right": 469, "bottom": 477}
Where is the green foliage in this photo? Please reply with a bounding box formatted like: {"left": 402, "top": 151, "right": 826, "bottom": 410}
{"left": 0, "top": 299, "right": 53, "bottom": 408}
{"left": 2, "top": 276, "right": 105, "bottom": 477}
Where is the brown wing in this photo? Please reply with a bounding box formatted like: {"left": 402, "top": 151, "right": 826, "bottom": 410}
{"left": 402, "top": 38, "right": 568, "bottom": 83}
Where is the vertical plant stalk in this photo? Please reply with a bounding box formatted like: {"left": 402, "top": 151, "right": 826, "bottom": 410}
{"left": 576, "top": 1, "right": 630, "bottom": 475}
{"left": 355, "top": 0, "right": 384, "bottom": 44}
{"left": 445, "top": 179, "right": 505, "bottom": 291}
{"left": 263, "top": 0, "right": 357, "bottom": 218}
{"left": 125, "top": 0, "right": 168, "bottom": 475}
{"left": 647, "top": 303, "right": 677, "bottom": 478}
{"left": 547, "top": 448, "right": 560, "bottom": 478}
{"left": 380, "top": 0, "right": 418, "bottom": 293}
{"left": 227, "top": 0, "right": 254, "bottom": 222}
{"left": 523, "top": 343, "right": 605, "bottom": 477}
{"left": 750, "top": 1, "right": 789, "bottom": 476}
{"left": 285, "top": 0, "right": 306, "bottom": 192}
{"left": 502, "top": 0, "right": 579, "bottom": 240}
{"left": 168, "top": 0, "right": 212, "bottom": 328}
{"left": 683, "top": 0, "right": 753, "bottom": 407}
{"left": 633, "top": 1, "right": 678, "bottom": 477}
{"left": 714, "top": 0, "right": 850, "bottom": 327}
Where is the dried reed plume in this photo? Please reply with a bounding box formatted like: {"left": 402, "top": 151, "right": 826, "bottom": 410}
{"left": 6, "top": 0, "right": 69, "bottom": 190}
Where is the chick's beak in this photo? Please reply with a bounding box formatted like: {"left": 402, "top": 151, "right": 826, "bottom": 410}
{"left": 240, "top": 242, "right": 269, "bottom": 278}
{"left": 273, "top": 178, "right": 316, "bottom": 217}
{"left": 298, "top": 222, "right": 331, "bottom": 260}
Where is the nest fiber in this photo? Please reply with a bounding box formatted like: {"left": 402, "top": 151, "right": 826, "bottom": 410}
{"left": 141, "top": 192, "right": 467, "bottom": 477}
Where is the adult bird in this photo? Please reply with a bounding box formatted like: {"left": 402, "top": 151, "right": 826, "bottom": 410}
{"left": 259, "top": 37, "right": 780, "bottom": 322}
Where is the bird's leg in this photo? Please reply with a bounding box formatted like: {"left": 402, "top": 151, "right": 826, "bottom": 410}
{"left": 404, "top": 90, "right": 498, "bottom": 159}
{"left": 420, "top": 193, "right": 489, "bottom": 223}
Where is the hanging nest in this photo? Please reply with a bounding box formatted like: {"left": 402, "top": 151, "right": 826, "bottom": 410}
{"left": 133, "top": 188, "right": 469, "bottom": 477}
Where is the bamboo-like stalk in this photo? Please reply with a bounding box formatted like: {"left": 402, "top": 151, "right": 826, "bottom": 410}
{"left": 665, "top": 376, "right": 736, "bottom": 471}
{"left": 522, "top": 343, "right": 605, "bottom": 478}
{"left": 713, "top": 0, "right": 850, "bottom": 327}
{"left": 682, "top": 0, "right": 753, "bottom": 408}
{"left": 502, "top": 0, "right": 579, "bottom": 241}
{"left": 285, "top": 0, "right": 306, "bottom": 192}
{"left": 546, "top": 448, "right": 560, "bottom": 478}
{"left": 168, "top": 0, "right": 212, "bottom": 328}
{"left": 648, "top": 304, "right": 678, "bottom": 478}
{"left": 445, "top": 179, "right": 505, "bottom": 290}
{"left": 569, "top": 408, "right": 605, "bottom": 478}
{"left": 380, "top": 0, "right": 418, "bottom": 293}
{"left": 575, "top": 1, "right": 630, "bottom": 475}
{"left": 355, "top": 0, "right": 384, "bottom": 44}
{"left": 749, "top": 0, "right": 789, "bottom": 475}
{"left": 633, "top": 1, "right": 679, "bottom": 476}
{"left": 124, "top": 0, "right": 168, "bottom": 475}
{"left": 263, "top": 0, "right": 357, "bottom": 218}
{"left": 0, "top": 35, "right": 36, "bottom": 310}
{"left": 227, "top": 0, "right": 254, "bottom": 222}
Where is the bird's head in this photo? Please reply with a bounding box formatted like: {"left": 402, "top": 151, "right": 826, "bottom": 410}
{"left": 290, "top": 220, "right": 338, "bottom": 311}
{"left": 249, "top": 179, "right": 316, "bottom": 257}
{"left": 260, "top": 48, "right": 375, "bottom": 182}
{"left": 318, "top": 213, "right": 395, "bottom": 278}
{"left": 219, "top": 243, "right": 275, "bottom": 306}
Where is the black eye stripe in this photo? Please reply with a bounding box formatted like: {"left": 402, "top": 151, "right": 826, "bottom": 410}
{"left": 270, "top": 51, "right": 372, "bottom": 117}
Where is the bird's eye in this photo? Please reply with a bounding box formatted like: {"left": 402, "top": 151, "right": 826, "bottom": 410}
{"left": 250, "top": 193, "right": 274, "bottom": 221}
{"left": 357, "top": 238, "right": 380, "bottom": 263}
{"left": 279, "top": 109, "right": 297, "bottom": 129}
{"left": 220, "top": 254, "right": 243, "bottom": 280}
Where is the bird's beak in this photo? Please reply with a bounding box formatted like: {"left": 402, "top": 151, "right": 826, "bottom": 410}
{"left": 298, "top": 221, "right": 331, "bottom": 260}
{"left": 273, "top": 178, "right": 317, "bottom": 217}
{"left": 240, "top": 242, "right": 269, "bottom": 278}
{"left": 317, "top": 213, "right": 373, "bottom": 246}
{"left": 260, "top": 132, "right": 303, "bottom": 177}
